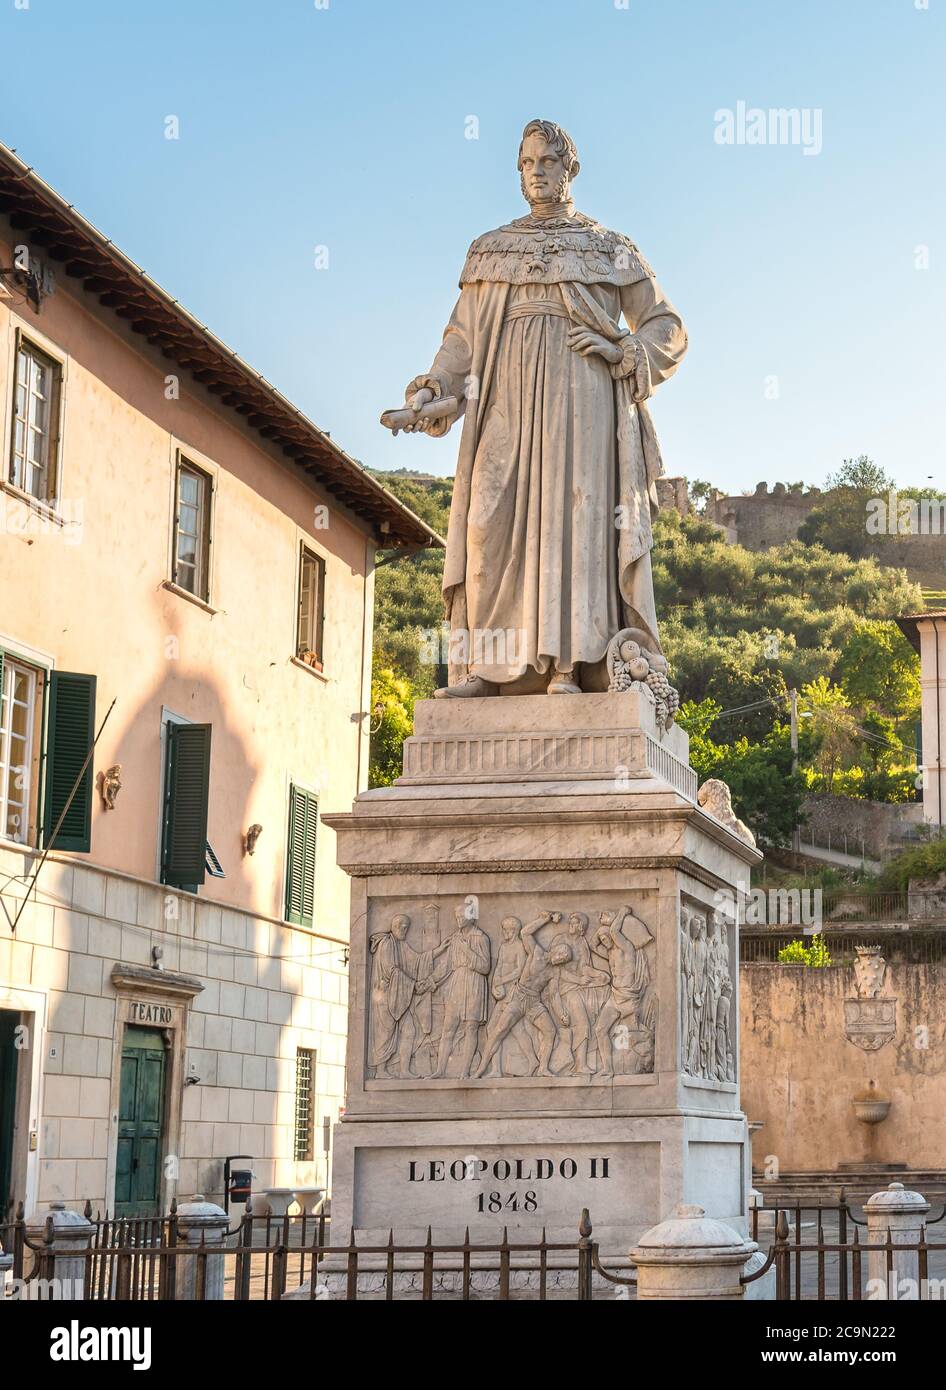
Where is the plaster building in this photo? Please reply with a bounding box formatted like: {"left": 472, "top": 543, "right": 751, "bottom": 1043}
{"left": 0, "top": 145, "right": 438, "bottom": 1219}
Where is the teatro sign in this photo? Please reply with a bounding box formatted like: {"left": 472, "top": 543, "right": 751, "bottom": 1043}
{"left": 129, "top": 1000, "right": 175, "bottom": 1026}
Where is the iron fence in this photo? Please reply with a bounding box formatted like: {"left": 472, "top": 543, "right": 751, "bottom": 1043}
{"left": 740, "top": 929, "right": 946, "bottom": 964}
{"left": 1, "top": 1199, "right": 330, "bottom": 1302}
{"left": 748, "top": 1197, "right": 946, "bottom": 1300}
{"left": 5, "top": 1197, "right": 945, "bottom": 1301}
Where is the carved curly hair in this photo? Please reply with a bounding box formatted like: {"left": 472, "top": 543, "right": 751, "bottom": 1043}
{"left": 517, "top": 119, "right": 581, "bottom": 178}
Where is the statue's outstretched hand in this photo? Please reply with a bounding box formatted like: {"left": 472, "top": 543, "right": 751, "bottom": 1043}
{"left": 566, "top": 327, "right": 623, "bottom": 365}
{"left": 402, "top": 387, "right": 435, "bottom": 433}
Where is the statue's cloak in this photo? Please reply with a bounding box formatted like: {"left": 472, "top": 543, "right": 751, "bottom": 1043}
{"left": 442, "top": 213, "right": 666, "bottom": 657}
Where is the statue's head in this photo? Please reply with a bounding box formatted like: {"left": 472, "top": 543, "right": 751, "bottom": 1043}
{"left": 567, "top": 911, "right": 588, "bottom": 937}
{"left": 391, "top": 914, "right": 411, "bottom": 940}
{"left": 456, "top": 894, "right": 479, "bottom": 929}
{"left": 517, "top": 119, "right": 580, "bottom": 208}
{"left": 549, "top": 941, "right": 573, "bottom": 967}
{"left": 500, "top": 916, "right": 522, "bottom": 941}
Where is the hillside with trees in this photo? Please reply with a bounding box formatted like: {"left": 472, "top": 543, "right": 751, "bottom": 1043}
{"left": 369, "top": 470, "right": 924, "bottom": 845}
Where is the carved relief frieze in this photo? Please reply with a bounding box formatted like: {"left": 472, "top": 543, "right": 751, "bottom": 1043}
{"left": 365, "top": 894, "right": 658, "bottom": 1082}
{"left": 679, "top": 901, "right": 735, "bottom": 1083}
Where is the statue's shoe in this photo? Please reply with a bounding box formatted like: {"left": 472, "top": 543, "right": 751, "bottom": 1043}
{"left": 547, "top": 672, "right": 581, "bottom": 695}
{"left": 433, "top": 675, "right": 498, "bottom": 699}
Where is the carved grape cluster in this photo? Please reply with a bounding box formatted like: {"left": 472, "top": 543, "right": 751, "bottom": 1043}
{"left": 644, "top": 669, "right": 680, "bottom": 731}
{"left": 606, "top": 628, "right": 680, "bottom": 732}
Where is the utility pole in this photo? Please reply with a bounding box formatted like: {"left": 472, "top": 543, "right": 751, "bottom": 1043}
{"left": 789, "top": 688, "right": 800, "bottom": 854}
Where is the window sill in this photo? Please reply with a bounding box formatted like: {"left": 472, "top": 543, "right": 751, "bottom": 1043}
{"left": 162, "top": 580, "right": 218, "bottom": 615}
{"left": 291, "top": 656, "right": 329, "bottom": 684}
{"left": 0, "top": 834, "right": 38, "bottom": 856}
{"left": 0, "top": 481, "right": 66, "bottom": 526}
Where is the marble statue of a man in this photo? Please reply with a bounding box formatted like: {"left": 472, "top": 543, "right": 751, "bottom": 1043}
{"left": 397, "top": 119, "right": 688, "bottom": 697}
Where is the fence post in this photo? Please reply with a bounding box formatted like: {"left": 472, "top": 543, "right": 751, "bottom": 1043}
{"left": 25, "top": 1201, "right": 95, "bottom": 1298}
{"left": 629, "top": 1204, "right": 758, "bottom": 1301}
{"left": 865, "top": 1182, "right": 930, "bottom": 1300}
{"left": 175, "top": 1195, "right": 231, "bottom": 1301}
{"left": 577, "top": 1209, "right": 593, "bottom": 1301}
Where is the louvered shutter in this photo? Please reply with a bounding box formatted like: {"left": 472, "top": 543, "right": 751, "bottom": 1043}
{"left": 42, "top": 671, "right": 96, "bottom": 852}
{"left": 161, "top": 722, "right": 212, "bottom": 888}
{"left": 286, "top": 785, "right": 318, "bottom": 926}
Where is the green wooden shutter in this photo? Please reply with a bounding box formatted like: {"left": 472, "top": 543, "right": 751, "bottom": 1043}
{"left": 42, "top": 670, "right": 96, "bottom": 853}
{"left": 162, "top": 722, "right": 212, "bottom": 888}
{"left": 285, "top": 785, "right": 318, "bottom": 926}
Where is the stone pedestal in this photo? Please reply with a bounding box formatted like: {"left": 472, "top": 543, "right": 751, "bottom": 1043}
{"left": 324, "top": 694, "right": 760, "bottom": 1257}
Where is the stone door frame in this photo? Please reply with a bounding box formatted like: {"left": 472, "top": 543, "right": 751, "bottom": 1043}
{"left": 106, "top": 964, "right": 203, "bottom": 1217}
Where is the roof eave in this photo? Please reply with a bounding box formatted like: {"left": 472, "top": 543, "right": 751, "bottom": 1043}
{"left": 0, "top": 143, "right": 441, "bottom": 552}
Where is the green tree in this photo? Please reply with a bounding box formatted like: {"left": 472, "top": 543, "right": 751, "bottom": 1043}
{"left": 678, "top": 702, "right": 806, "bottom": 846}
{"left": 800, "top": 676, "right": 860, "bottom": 793}
{"left": 798, "top": 456, "right": 896, "bottom": 558}
{"left": 369, "top": 668, "right": 417, "bottom": 788}
{"left": 777, "top": 935, "right": 832, "bottom": 966}
{"left": 835, "top": 620, "right": 921, "bottom": 724}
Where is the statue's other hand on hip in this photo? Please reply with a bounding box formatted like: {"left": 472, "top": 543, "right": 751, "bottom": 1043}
{"left": 566, "top": 326, "right": 623, "bottom": 365}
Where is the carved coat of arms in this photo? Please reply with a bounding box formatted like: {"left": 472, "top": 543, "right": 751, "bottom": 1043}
{"left": 844, "top": 946, "right": 896, "bottom": 1051}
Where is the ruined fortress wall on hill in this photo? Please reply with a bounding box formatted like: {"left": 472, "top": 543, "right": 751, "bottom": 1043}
{"left": 705, "top": 484, "right": 946, "bottom": 575}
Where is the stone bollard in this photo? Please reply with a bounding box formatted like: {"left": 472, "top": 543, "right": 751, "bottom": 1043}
{"left": 630, "top": 1204, "right": 758, "bottom": 1301}
{"left": 25, "top": 1202, "right": 95, "bottom": 1298}
{"left": 865, "top": 1182, "right": 930, "bottom": 1301}
{"left": 175, "top": 1195, "right": 231, "bottom": 1301}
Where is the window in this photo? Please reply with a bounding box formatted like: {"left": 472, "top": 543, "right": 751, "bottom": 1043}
{"left": 172, "top": 458, "right": 212, "bottom": 601}
{"left": 294, "top": 1048, "right": 316, "bottom": 1162}
{"left": 161, "top": 720, "right": 212, "bottom": 890}
{"left": 0, "top": 657, "right": 41, "bottom": 844}
{"left": 9, "top": 333, "right": 62, "bottom": 503}
{"left": 285, "top": 783, "right": 318, "bottom": 926}
{"left": 0, "top": 657, "right": 94, "bottom": 853}
{"left": 296, "top": 547, "right": 325, "bottom": 668}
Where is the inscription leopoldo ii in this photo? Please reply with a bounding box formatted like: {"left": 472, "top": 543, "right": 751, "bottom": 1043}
{"left": 408, "top": 1156, "right": 611, "bottom": 1181}
{"left": 408, "top": 1155, "right": 612, "bottom": 1217}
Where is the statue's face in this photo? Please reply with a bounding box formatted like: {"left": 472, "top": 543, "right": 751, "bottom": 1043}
{"left": 567, "top": 914, "right": 586, "bottom": 936}
{"left": 501, "top": 918, "right": 521, "bottom": 941}
{"left": 519, "top": 132, "right": 569, "bottom": 206}
{"left": 391, "top": 916, "right": 410, "bottom": 940}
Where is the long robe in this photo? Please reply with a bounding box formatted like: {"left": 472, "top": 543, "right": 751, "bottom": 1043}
{"left": 408, "top": 209, "right": 687, "bottom": 685}
{"left": 368, "top": 933, "right": 432, "bottom": 1069}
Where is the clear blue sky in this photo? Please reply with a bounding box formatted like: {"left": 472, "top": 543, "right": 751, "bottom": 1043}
{"left": 2, "top": 0, "right": 943, "bottom": 493}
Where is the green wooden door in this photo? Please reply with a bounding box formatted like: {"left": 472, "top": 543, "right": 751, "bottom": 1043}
{"left": 115, "top": 1027, "right": 167, "bottom": 1217}
{"left": 0, "top": 1010, "right": 20, "bottom": 1221}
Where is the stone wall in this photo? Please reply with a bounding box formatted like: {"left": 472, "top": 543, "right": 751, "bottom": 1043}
{"left": 704, "top": 482, "right": 946, "bottom": 576}
{"left": 704, "top": 483, "right": 821, "bottom": 550}
{"left": 740, "top": 959, "right": 945, "bottom": 1173}
{"left": 800, "top": 794, "right": 924, "bottom": 861}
